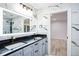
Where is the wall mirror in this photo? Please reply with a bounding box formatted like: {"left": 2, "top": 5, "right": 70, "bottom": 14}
{"left": 3, "top": 10, "right": 30, "bottom": 34}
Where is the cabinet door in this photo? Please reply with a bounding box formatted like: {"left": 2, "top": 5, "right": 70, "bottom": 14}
{"left": 33, "top": 49, "right": 40, "bottom": 56}
{"left": 42, "top": 39, "right": 46, "bottom": 56}
{"left": 39, "top": 40, "right": 43, "bottom": 56}
{"left": 41, "top": 38, "right": 48, "bottom": 56}
{"left": 33, "top": 40, "right": 43, "bottom": 56}
{"left": 33, "top": 42, "right": 40, "bottom": 56}
{"left": 23, "top": 45, "right": 33, "bottom": 56}
{"left": 9, "top": 49, "right": 23, "bottom": 56}
{"left": 45, "top": 38, "right": 48, "bottom": 55}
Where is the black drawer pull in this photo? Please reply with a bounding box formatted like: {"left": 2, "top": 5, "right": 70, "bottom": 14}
{"left": 35, "top": 50, "right": 38, "bottom": 53}
{"left": 35, "top": 43, "right": 38, "bottom": 45}
{"left": 42, "top": 43, "right": 44, "bottom": 45}
{"left": 46, "top": 40, "right": 48, "bottom": 43}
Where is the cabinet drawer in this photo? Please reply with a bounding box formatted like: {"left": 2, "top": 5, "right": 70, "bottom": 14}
{"left": 33, "top": 40, "right": 43, "bottom": 56}
{"left": 34, "top": 42, "right": 39, "bottom": 46}
{"left": 33, "top": 41, "right": 40, "bottom": 48}
{"left": 23, "top": 45, "right": 33, "bottom": 56}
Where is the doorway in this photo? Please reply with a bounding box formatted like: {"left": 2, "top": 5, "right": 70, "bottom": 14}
{"left": 50, "top": 11, "right": 67, "bottom": 56}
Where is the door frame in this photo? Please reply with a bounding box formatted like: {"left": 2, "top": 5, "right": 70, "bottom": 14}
{"left": 48, "top": 9, "right": 71, "bottom": 56}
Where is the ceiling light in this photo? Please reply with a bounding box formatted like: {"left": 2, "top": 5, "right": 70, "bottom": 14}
{"left": 19, "top": 3, "right": 32, "bottom": 11}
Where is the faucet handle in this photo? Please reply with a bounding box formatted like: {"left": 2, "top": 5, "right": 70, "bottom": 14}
{"left": 13, "top": 37, "right": 16, "bottom": 39}
{"left": 11, "top": 36, "right": 16, "bottom": 39}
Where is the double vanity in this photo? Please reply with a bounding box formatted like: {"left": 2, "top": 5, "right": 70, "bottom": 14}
{"left": 0, "top": 34, "right": 48, "bottom": 56}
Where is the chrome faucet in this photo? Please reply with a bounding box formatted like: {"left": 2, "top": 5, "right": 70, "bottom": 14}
{"left": 11, "top": 36, "right": 16, "bottom": 43}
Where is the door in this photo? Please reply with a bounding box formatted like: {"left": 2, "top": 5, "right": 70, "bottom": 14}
{"left": 50, "top": 9, "right": 71, "bottom": 56}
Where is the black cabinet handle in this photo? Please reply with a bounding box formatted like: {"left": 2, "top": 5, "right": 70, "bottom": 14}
{"left": 42, "top": 43, "right": 44, "bottom": 45}
{"left": 35, "top": 50, "right": 38, "bottom": 53}
{"left": 46, "top": 40, "right": 48, "bottom": 43}
{"left": 35, "top": 43, "right": 38, "bottom": 45}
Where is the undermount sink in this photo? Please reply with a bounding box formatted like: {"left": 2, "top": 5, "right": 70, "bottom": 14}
{"left": 23, "top": 39, "right": 34, "bottom": 44}
{"left": 5, "top": 42, "right": 26, "bottom": 50}
{"left": 35, "top": 37, "right": 42, "bottom": 40}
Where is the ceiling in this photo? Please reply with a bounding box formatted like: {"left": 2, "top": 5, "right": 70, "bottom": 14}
{"left": 27, "top": 3, "right": 79, "bottom": 11}
{"left": 28, "top": 3, "right": 62, "bottom": 10}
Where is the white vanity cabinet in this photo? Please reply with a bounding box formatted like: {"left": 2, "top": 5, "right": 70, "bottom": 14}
{"left": 33, "top": 41, "right": 41, "bottom": 56}
{"left": 8, "top": 49, "right": 23, "bottom": 56}
{"left": 8, "top": 38, "right": 48, "bottom": 56}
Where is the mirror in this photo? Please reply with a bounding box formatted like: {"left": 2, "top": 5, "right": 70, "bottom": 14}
{"left": 3, "top": 10, "right": 30, "bottom": 34}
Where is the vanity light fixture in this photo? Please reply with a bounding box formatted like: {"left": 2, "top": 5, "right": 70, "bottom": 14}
{"left": 20, "top": 3, "right": 33, "bottom": 11}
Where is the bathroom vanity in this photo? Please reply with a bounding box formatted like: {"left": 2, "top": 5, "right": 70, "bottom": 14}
{"left": 0, "top": 34, "right": 48, "bottom": 56}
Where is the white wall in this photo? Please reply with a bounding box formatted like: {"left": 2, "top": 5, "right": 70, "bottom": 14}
{"left": 37, "top": 14, "right": 48, "bottom": 34}
{"left": 71, "top": 10, "right": 79, "bottom": 55}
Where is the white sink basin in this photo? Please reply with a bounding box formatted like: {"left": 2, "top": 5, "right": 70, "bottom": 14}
{"left": 5, "top": 42, "right": 25, "bottom": 50}
{"left": 35, "top": 37, "right": 42, "bottom": 40}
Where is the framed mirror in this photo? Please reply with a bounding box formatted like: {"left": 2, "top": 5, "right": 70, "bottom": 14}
{"left": 3, "top": 10, "right": 30, "bottom": 34}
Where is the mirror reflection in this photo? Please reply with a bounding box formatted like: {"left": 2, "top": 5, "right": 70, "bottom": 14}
{"left": 3, "top": 10, "right": 30, "bottom": 34}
